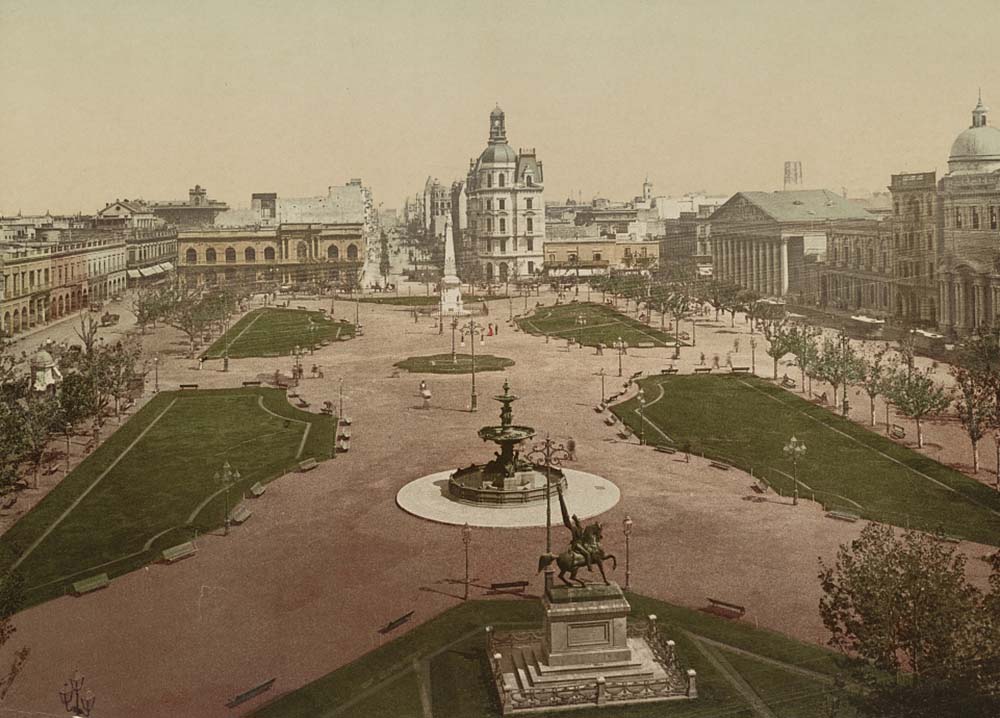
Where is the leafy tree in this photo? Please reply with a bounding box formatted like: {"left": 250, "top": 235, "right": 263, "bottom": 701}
{"left": 699, "top": 280, "right": 739, "bottom": 322}
{"left": 885, "top": 361, "right": 951, "bottom": 449}
{"left": 859, "top": 344, "right": 892, "bottom": 428}
{"left": 955, "top": 330, "right": 1000, "bottom": 489}
{"left": 165, "top": 291, "right": 215, "bottom": 353}
{"left": 738, "top": 290, "right": 763, "bottom": 334}
{"left": 814, "top": 332, "right": 865, "bottom": 415}
{"left": 0, "top": 547, "right": 28, "bottom": 700}
{"left": 819, "top": 524, "right": 1000, "bottom": 717}
{"left": 17, "top": 393, "right": 61, "bottom": 488}
{"left": 102, "top": 339, "right": 143, "bottom": 417}
{"left": 952, "top": 365, "right": 991, "bottom": 472}
{"left": 74, "top": 313, "right": 101, "bottom": 354}
{"left": 788, "top": 324, "right": 822, "bottom": 393}
{"left": 760, "top": 309, "right": 795, "bottom": 379}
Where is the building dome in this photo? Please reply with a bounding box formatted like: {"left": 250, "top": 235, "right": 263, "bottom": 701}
{"left": 948, "top": 95, "right": 1000, "bottom": 174}
{"left": 478, "top": 143, "right": 517, "bottom": 165}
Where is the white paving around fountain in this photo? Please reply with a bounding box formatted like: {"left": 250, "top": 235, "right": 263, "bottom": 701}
{"left": 395, "top": 468, "right": 621, "bottom": 527}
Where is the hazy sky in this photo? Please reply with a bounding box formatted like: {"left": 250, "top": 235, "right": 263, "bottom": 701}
{"left": 2, "top": 0, "right": 999, "bottom": 215}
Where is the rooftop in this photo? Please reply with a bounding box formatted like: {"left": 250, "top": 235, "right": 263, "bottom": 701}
{"left": 726, "top": 190, "right": 874, "bottom": 222}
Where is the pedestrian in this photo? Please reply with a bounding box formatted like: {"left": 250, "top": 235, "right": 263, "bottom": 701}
{"left": 712, "top": 354, "right": 720, "bottom": 369}
{"left": 488, "top": 323, "right": 494, "bottom": 336}
{"left": 699, "top": 352, "right": 706, "bottom": 365}
{"left": 566, "top": 437, "right": 576, "bottom": 461}
{"left": 495, "top": 323, "right": 500, "bottom": 335}
{"left": 198, "top": 357, "right": 205, "bottom": 371}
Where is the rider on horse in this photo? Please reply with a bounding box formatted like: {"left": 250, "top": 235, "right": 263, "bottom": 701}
{"left": 561, "top": 486, "right": 599, "bottom": 572}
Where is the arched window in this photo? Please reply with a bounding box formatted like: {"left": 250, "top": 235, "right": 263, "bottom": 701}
{"left": 498, "top": 173, "right": 505, "bottom": 188}
{"left": 347, "top": 244, "right": 358, "bottom": 260}
{"left": 205, "top": 248, "right": 217, "bottom": 264}
{"left": 297, "top": 242, "right": 309, "bottom": 260}
{"left": 186, "top": 248, "right": 197, "bottom": 264}
{"left": 499, "top": 218, "right": 506, "bottom": 233}
{"left": 526, "top": 218, "right": 533, "bottom": 233}
{"left": 264, "top": 246, "right": 276, "bottom": 261}
{"left": 487, "top": 217, "right": 494, "bottom": 232}
{"left": 245, "top": 247, "right": 256, "bottom": 262}
{"left": 487, "top": 173, "right": 493, "bottom": 188}
{"left": 225, "top": 247, "right": 237, "bottom": 263}
{"left": 327, "top": 245, "right": 340, "bottom": 259}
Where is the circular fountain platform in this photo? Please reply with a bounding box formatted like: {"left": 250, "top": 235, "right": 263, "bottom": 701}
{"left": 396, "top": 468, "right": 620, "bottom": 528}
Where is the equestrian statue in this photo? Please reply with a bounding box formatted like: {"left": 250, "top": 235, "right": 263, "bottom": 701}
{"left": 537, "top": 483, "right": 617, "bottom": 587}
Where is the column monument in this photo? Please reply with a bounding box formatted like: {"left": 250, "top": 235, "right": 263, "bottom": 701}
{"left": 440, "top": 221, "right": 466, "bottom": 317}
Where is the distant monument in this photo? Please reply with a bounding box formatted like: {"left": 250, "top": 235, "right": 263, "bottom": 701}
{"left": 440, "top": 221, "right": 466, "bottom": 316}
{"left": 487, "top": 483, "right": 697, "bottom": 713}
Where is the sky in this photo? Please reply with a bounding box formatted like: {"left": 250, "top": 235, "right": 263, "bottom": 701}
{"left": 1, "top": 0, "right": 999, "bottom": 215}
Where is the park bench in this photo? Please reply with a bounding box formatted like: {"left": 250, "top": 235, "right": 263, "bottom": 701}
{"left": 242, "top": 380, "right": 261, "bottom": 387}
{"left": 161, "top": 541, "right": 198, "bottom": 563}
{"left": 296, "top": 305, "right": 308, "bottom": 310}
{"left": 694, "top": 367, "right": 712, "bottom": 374}
{"left": 731, "top": 366, "right": 751, "bottom": 373}
{"left": 937, "top": 534, "right": 961, "bottom": 544}
{"left": 780, "top": 376, "right": 796, "bottom": 388}
{"left": 750, "top": 483, "right": 765, "bottom": 494}
{"left": 490, "top": 580, "right": 529, "bottom": 594}
{"left": 616, "top": 429, "right": 632, "bottom": 440}
{"left": 655, "top": 445, "right": 677, "bottom": 454}
{"left": 604, "top": 415, "right": 617, "bottom": 426}
{"left": 320, "top": 406, "right": 333, "bottom": 416}
{"left": 296, "top": 398, "right": 310, "bottom": 408}
{"left": 380, "top": 610, "right": 415, "bottom": 635}
{"left": 298, "top": 458, "right": 319, "bottom": 472}
{"left": 179, "top": 384, "right": 199, "bottom": 390}
{"left": 826, "top": 510, "right": 859, "bottom": 523}
{"left": 341, "top": 416, "right": 352, "bottom": 426}
{"left": 705, "top": 597, "right": 746, "bottom": 619}
{"left": 338, "top": 427, "right": 352, "bottom": 440}
{"left": 709, "top": 461, "right": 730, "bottom": 471}
{"left": 593, "top": 404, "right": 605, "bottom": 413}
{"left": 72, "top": 573, "right": 109, "bottom": 596}
{"left": 637, "top": 341, "right": 655, "bottom": 348}
{"left": 320, "top": 340, "right": 330, "bottom": 347}
{"left": 337, "top": 439, "right": 350, "bottom": 453}
{"left": 0, "top": 494, "right": 17, "bottom": 510}
{"left": 249, "top": 482, "right": 266, "bottom": 498}
{"left": 229, "top": 504, "right": 253, "bottom": 525}
{"left": 814, "top": 392, "right": 828, "bottom": 403}
{"left": 890, "top": 424, "right": 906, "bottom": 440}
{"left": 225, "top": 678, "right": 277, "bottom": 709}
{"left": 287, "top": 390, "right": 299, "bottom": 398}
{"left": 44, "top": 464, "right": 59, "bottom": 475}
{"left": 661, "top": 367, "right": 678, "bottom": 374}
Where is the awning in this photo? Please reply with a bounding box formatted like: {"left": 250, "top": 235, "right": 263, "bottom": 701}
{"left": 138, "top": 265, "right": 164, "bottom": 277}
{"left": 159, "top": 261, "right": 174, "bottom": 271}
{"left": 126, "top": 269, "right": 142, "bottom": 279}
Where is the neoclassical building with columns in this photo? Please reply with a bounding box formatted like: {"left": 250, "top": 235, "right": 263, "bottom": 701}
{"left": 709, "top": 190, "right": 875, "bottom": 300}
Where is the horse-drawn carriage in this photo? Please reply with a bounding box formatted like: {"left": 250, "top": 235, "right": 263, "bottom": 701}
{"left": 100, "top": 312, "right": 120, "bottom": 327}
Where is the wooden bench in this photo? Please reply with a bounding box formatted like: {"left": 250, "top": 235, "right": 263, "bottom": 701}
{"left": 296, "top": 398, "right": 310, "bottom": 408}
{"left": 616, "top": 429, "right": 631, "bottom": 440}
{"left": 287, "top": 390, "right": 299, "bottom": 399}
{"left": 379, "top": 610, "right": 415, "bottom": 635}
{"left": 937, "top": 534, "right": 961, "bottom": 544}
{"left": 72, "top": 573, "right": 109, "bottom": 596}
{"left": 338, "top": 428, "right": 352, "bottom": 440}
{"left": 636, "top": 341, "right": 656, "bottom": 348}
{"left": 229, "top": 504, "right": 253, "bottom": 525}
{"left": 242, "top": 380, "right": 262, "bottom": 387}
{"left": 161, "top": 541, "right": 197, "bottom": 563}
{"left": 694, "top": 367, "right": 712, "bottom": 374}
{"left": 706, "top": 597, "right": 746, "bottom": 619}
{"left": 780, "top": 376, "right": 796, "bottom": 388}
{"left": 655, "top": 445, "right": 677, "bottom": 454}
{"left": 337, "top": 439, "right": 350, "bottom": 453}
{"left": 890, "top": 424, "right": 906, "bottom": 440}
{"left": 179, "top": 384, "right": 199, "bottom": 390}
{"left": 731, "top": 366, "right": 751, "bottom": 373}
{"left": 44, "top": 464, "right": 60, "bottom": 475}
{"left": 489, "top": 580, "right": 529, "bottom": 593}
{"left": 249, "top": 482, "right": 266, "bottom": 498}
{"left": 298, "top": 458, "right": 319, "bottom": 472}
{"left": 296, "top": 305, "right": 308, "bottom": 310}
{"left": 826, "top": 510, "right": 860, "bottom": 523}
{"left": 341, "top": 416, "right": 352, "bottom": 426}
{"left": 709, "top": 461, "right": 730, "bottom": 471}
{"left": 661, "top": 367, "right": 678, "bottom": 374}
{"left": 603, "top": 415, "right": 617, "bottom": 426}
{"left": 593, "top": 404, "right": 605, "bottom": 413}
{"left": 750, "top": 483, "right": 765, "bottom": 494}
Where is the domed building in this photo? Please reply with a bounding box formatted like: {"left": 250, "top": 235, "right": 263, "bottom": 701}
{"left": 465, "top": 106, "right": 545, "bottom": 284}
{"left": 937, "top": 94, "right": 1000, "bottom": 335}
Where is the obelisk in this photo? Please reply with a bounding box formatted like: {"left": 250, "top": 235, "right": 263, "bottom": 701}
{"left": 440, "top": 221, "right": 466, "bottom": 316}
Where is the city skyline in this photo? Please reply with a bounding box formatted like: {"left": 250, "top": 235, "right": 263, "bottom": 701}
{"left": 1, "top": 0, "right": 999, "bottom": 214}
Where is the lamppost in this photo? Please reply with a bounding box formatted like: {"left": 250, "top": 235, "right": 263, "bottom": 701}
{"left": 783, "top": 435, "right": 806, "bottom": 506}
{"left": 451, "top": 317, "right": 459, "bottom": 363}
{"left": 354, "top": 297, "right": 360, "bottom": 329}
{"left": 637, "top": 388, "right": 646, "bottom": 445}
{"left": 65, "top": 423, "right": 72, "bottom": 474}
{"left": 508, "top": 296, "right": 513, "bottom": 321}
{"left": 59, "top": 670, "right": 96, "bottom": 716}
{"left": 153, "top": 355, "right": 159, "bottom": 393}
{"left": 222, "top": 311, "right": 231, "bottom": 372}
{"left": 459, "top": 318, "right": 486, "bottom": 412}
{"left": 527, "top": 435, "right": 572, "bottom": 594}
{"left": 339, "top": 376, "right": 344, "bottom": 418}
{"left": 293, "top": 344, "right": 303, "bottom": 379}
{"left": 597, "top": 367, "right": 606, "bottom": 404}
{"left": 462, "top": 522, "right": 472, "bottom": 600}
{"left": 623, "top": 515, "right": 634, "bottom": 591}
{"left": 749, "top": 337, "right": 757, "bottom": 375}
{"left": 439, "top": 297, "right": 444, "bottom": 335}
{"left": 309, "top": 323, "right": 316, "bottom": 353}
{"left": 214, "top": 460, "right": 240, "bottom": 535}
{"left": 615, "top": 336, "right": 625, "bottom": 377}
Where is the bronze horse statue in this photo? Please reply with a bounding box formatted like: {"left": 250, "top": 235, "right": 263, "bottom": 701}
{"left": 537, "top": 483, "right": 617, "bottom": 587}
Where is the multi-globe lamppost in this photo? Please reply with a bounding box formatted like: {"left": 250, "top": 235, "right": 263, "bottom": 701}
{"left": 214, "top": 460, "right": 240, "bottom": 535}
{"left": 615, "top": 336, "right": 626, "bottom": 377}
{"left": 451, "top": 317, "right": 459, "bottom": 363}
{"left": 636, "top": 388, "right": 646, "bottom": 446}
{"left": 58, "top": 670, "right": 95, "bottom": 717}
{"left": 459, "top": 318, "right": 486, "bottom": 412}
{"left": 526, "top": 435, "right": 572, "bottom": 594}
{"left": 462, "top": 522, "right": 472, "bottom": 600}
{"left": 783, "top": 435, "right": 806, "bottom": 506}
{"left": 153, "top": 355, "right": 159, "bottom": 393}
{"left": 623, "top": 515, "right": 634, "bottom": 591}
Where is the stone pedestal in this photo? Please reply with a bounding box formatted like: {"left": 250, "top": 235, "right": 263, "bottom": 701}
{"left": 542, "top": 583, "right": 631, "bottom": 667}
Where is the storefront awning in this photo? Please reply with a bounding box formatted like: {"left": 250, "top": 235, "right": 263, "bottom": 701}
{"left": 159, "top": 261, "right": 174, "bottom": 271}
{"left": 126, "top": 269, "right": 142, "bottom": 279}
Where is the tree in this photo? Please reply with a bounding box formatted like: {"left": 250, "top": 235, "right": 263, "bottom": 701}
{"left": 788, "top": 324, "right": 822, "bottom": 393}
{"left": 859, "top": 344, "right": 891, "bottom": 428}
{"left": 101, "top": 339, "right": 142, "bottom": 417}
{"left": 699, "top": 281, "right": 739, "bottom": 322}
{"left": 955, "top": 330, "right": 1000, "bottom": 489}
{"left": 885, "top": 362, "right": 951, "bottom": 449}
{"left": 74, "top": 313, "right": 101, "bottom": 354}
{"left": 952, "top": 365, "right": 991, "bottom": 472}
{"left": 814, "top": 332, "right": 865, "bottom": 415}
{"left": 17, "top": 393, "right": 61, "bottom": 488}
{"left": 164, "top": 291, "right": 215, "bottom": 353}
{"left": 760, "top": 309, "right": 795, "bottom": 379}
{"left": 738, "top": 290, "right": 763, "bottom": 334}
{"left": 819, "top": 524, "right": 1000, "bottom": 717}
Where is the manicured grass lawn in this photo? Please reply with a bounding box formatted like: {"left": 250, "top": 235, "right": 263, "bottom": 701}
{"left": 251, "top": 595, "right": 855, "bottom": 718}
{"left": 357, "top": 294, "right": 506, "bottom": 306}
{"left": 517, "top": 302, "right": 678, "bottom": 348}
{"left": 0, "top": 388, "right": 333, "bottom": 606}
{"left": 203, "top": 308, "right": 355, "bottom": 359}
{"left": 613, "top": 375, "right": 1000, "bottom": 545}
{"left": 394, "top": 354, "right": 514, "bottom": 374}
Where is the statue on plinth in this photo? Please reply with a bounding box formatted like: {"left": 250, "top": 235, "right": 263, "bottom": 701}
{"left": 537, "top": 483, "right": 617, "bottom": 587}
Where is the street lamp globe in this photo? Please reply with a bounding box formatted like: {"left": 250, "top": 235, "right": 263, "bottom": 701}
{"left": 623, "top": 515, "right": 633, "bottom": 536}
{"left": 462, "top": 522, "right": 472, "bottom": 545}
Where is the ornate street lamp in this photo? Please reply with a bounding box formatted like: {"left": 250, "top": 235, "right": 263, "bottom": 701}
{"left": 462, "top": 523, "right": 472, "bottom": 600}
{"left": 615, "top": 336, "right": 625, "bottom": 377}
{"left": 750, "top": 336, "right": 757, "bottom": 375}
{"left": 526, "top": 435, "right": 572, "bottom": 593}
{"left": 214, "top": 460, "right": 240, "bottom": 535}
{"left": 597, "top": 367, "right": 606, "bottom": 404}
{"left": 783, "top": 435, "right": 806, "bottom": 506}
{"left": 459, "top": 318, "right": 486, "bottom": 412}
{"left": 623, "top": 515, "right": 634, "bottom": 591}
{"left": 339, "top": 376, "right": 344, "bottom": 418}
{"left": 58, "top": 670, "right": 95, "bottom": 717}
{"left": 637, "top": 388, "right": 646, "bottom": 446}
{"left": 153, "top": 355, "right": 159, "bottom": 393}
{"left": 451, "top": 317, "right": 459, "bottom": 363}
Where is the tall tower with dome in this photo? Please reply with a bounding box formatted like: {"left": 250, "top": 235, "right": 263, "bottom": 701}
{"left": 937, "top": 93, "right": 1000, "bottom": 335}
{"left": 465, "top": 106, "right": 545, "bottom": 285}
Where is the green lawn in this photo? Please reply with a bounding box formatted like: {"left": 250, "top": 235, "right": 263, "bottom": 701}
{"left": 613, "top": 375, "right": 1000, "bottom": 545}
{"left": 517, "top": 302, "right": 678, "bottom": 348}
{"left": 203, "top": 308, "right": 355, "bottom": 359}
{"left": 393, "top": 353, "right": 514, "bottom": 374}
{"left": 0, "top": 388, "right": 333, "bottom": 606}
{"left": 357, "top": 294, "right": 507, "bottom": 306}
{"left": 251, "top": 595, "right": 856, "bottom": 718}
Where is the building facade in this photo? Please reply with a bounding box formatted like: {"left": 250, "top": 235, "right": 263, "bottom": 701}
{"left": 149, "top": 185, "right": 229, "bottom": 227}
{"left": 544, "top": 237, "right": 659, "bottom": 278}
{"left": 818, "top": 219, "right": 894, "bottom": 315}
{"left": 465, "top": 106, "right": 545, "bottom": 282}
{"left": 889, "top": 172, "right": 939, "bottom": 324}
